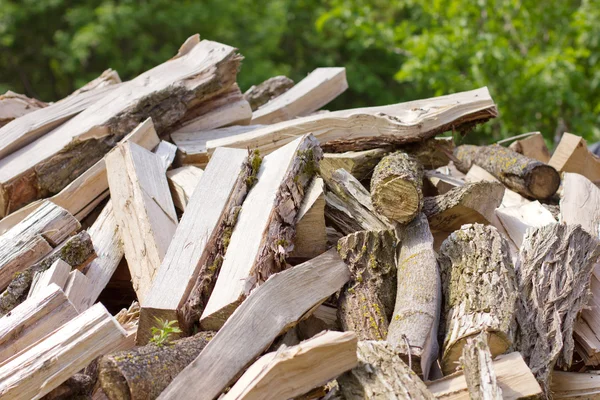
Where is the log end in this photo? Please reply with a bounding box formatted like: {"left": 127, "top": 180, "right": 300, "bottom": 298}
{"left": 372, "top": 177, "right": 421, "bottom": 223}
{"left": 527, "top": 164, "right": 560, "bottom": 199}
{"left": 99, "top": 357, "right": 132, "bottom": 400}
{"left": 441, "top": 330, "right": 511, "bottom": 375}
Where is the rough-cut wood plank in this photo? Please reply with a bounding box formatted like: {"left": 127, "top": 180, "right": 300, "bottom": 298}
{"left": 154, "top": 140, "right": 177, "bottom": 170}
{"left": 0, "top": 38, "right": 240, "bottom": 217}
{"left": 64, "top": 269, "right": 93, "bottom": 312}
{"left": 427, "top": 352, "right": 542, "bottom": 400}
{"left": 550, "top": 132, "right": 600, "bottom": 183}
{"left": 223, "top": 331, "right": 357, "bottom": 400}
{"left": 200, "top": 135, "right": 322, "bottom": 330}
{"left": 339, "top": 340, "right": 436, "bottom": 399}
{"left": 106, "top": 141, "right": 178, "bottom": 302}
{"left": 28, "top": 259, "right": 71, "bottom": 298}
{"left": 0, "top": 90, "right": 47, "bottom": 128}
{"left": 289, "top": 177, "right": 327, "bottom": 259}
{"left": 508, "top": 132, "right": 550, "bottom": 163}
{"left": 551, "top": 371, "right": 600, "bottom": 399}
{"left": 0, "top": 284, "right": 77, "bottom": 364}
{"left": 207, "top": 87, "right": 497, "bottom": 156}
{"left": 159, "top": 249, "right": 351, "bottom": 400}
{"left": 465, "top": 164, "right": 530, "bottom": 208}
{"left": 166, "top": 166, "right": 204, "bottom": 211}
{"left": 0, "top": 303, "right": 126, "bottom": 400}
{"left": 138, "top": 148, "right": 251, "bottom": 343}
{"left": 251, "top": 67, "right": 347, "bottom": 124}
{"left": 244, "top": 75, "right": 295, "bottom": 111}
{"left": 319, "top": 148, "right": 387, "bottom": 182}
{"left": 495, "top": 200, "right": 556, "bottom": 247}
{"left": 388, "top": 213, "right": 441, "bottom": 379}
{"left": 461, "top": 332, "right": 503, "bottom": 400}
{"left": 438, "top": 224, "right": 518, "bottom": 375}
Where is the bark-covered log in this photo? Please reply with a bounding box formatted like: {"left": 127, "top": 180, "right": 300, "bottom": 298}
{"left": 387, "top": 213, "right": 441, "bottom": 379}
{"left": 438, "top": 224, "right": 518, "bottom": 375}
{"left": 453, "top": 144, "right": 560, "bottom": 199}
{"left": 515, "top": 223, "right": 600, "bottom": 395}
{"left": 99, "top": 331, "right": 215, "bottom": 400}
{"left": 401, "top": 137, "right": 454, "bottom": 169}
{"left": 337, "top": 230, "right": 397, "bottom": 341}
{"left": 461, "top": 332, "right": 503, "bottom": 400}
{"left": 243, "top": 76, "right": 295, "bottom": 111}
{"left": 339, "top": 340, "right": 436, "bottom": 399}
{"left": 371, "top": 152, "right": 423, "bottom": 224}
{"left": 319, "top": 148, "right": 388, "bottom": 182}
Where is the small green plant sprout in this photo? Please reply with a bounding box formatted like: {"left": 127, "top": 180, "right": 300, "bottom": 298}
{"left": 149, "top": 318, "right": 182, "bottom": 347}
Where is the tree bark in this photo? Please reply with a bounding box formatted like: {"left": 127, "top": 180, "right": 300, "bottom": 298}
{"left": 243, "top": 76, "right": 295, "bottom": 111}
{"left": 438, "top": 224, "right": 518, "bottom": 375}
{"left": 371, "top": 152, "right": 423, "bottom": 224}
{"left": 453, "top": 144, "right": 560, "bottom": 199}
{"left": 461, "top": 331, "right": 503, "bottom": 400}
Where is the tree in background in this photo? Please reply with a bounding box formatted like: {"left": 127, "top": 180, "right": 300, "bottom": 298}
{"left": 0, "top": 0, "right": 598, "bottom": 144}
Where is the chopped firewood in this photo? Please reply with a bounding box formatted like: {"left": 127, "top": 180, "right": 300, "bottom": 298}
{"left": 154, "top": 140, "right": 177, "bottom": 171}
{"left": 400, "top": 137, "right": 455, "bottom": 169}
{"left": 64, "top": 269, "right": 93, "bottom": 312}
{"left": 207, "top": 87, "right": 497, "bottom": 156}
{"left": 454, "top": 144, "right": 560, "bottom": 200}
{"left": 464, "top": 164, "right": 530, "bottom": 208}
{"left": 159, "top": 248, "right": 351, "bottom": 400}
{"left": 427, "top": 352, "right": 542, "bottom": 400}
{"left": 319, "top": 148, "right": 387, "bottom": 182}
{"left": 551, "top": 371, "right": 600, "bottom": 399}
{"left": 166, "top": 165, "right": 204, "bottom": 211}
{"left": 324, "top": 168, "right": 391, "bottom": 235}
{"left": 200, "top": 135, "right": 322, "bottom": 330}
{"left": 171, "top": 124, "right": 262, "bottom": 167}
{"left": 223, "top": 331, "right": 357, "bottom": 400}
{"left": 243, "top": 75, "right": 295, "bottom": 111}
{"left": 339, "top": 340, "right": 436, "bottom": 399}
{"left": 0, "top": 70, "right": 121, "bottom": 159}
{"left": 0, "top": 284, "right": 78, "bottom": 364}
{"left": 0, "top": 303, "right": 126, "bottom": 400}
{"left": 495, "top": 200, "right": 556, "bottom": 247}
{"left": 388, "top": 213, "right": 441, "bottom": 379}
{"left": 461, "top": 332, "right": 503, "bottom": 400}
{"left": 137, "top": 148, "right": 251, "bottom": 343}
{"left": 423, "top": 181, "right": 504, "bottom": 232}
{"left": 337, "top": 230, "right": 397, "bottom": 341}
{"left": 28, "top": 259, "right": 71, "bottom": 298}
{"left": 424, "top": 170, "right": 465, "bottom": 195}
{"left": 508, "top": 132, "right": 550, "bottom": 163}
{"left": 515, "top": 223, "right": 600, "bottom": 395}
{"left": 251, "top": 67, "right": 348, "bottom": 124}
{"left": 371, "top": 152, "right": 423, "bottom": 223}
{"left": 289, "top": 177, "right": 327, "bottom": 259}
{"left": 106, "top": 141, "right": 178, "bottom": 302}
{"left": 549, "top": 132, "right": 600, "bottom": 183}
{"left": 438, "top": 224, "right": 518, "bottom": 375}
{"left": 297, "top": 304, "right": 339, "bottom": 340}
{"left": 0, "top": 37, "right": 240, "bottom": 217}
{"left": 99, "top": 331, "right": 215, "bottom": 400}
{"left": 0, "top": 90, "right": 47, "bottom": 128}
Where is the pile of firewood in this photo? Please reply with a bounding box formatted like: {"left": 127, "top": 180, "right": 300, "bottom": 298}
{"left": 1, "top": 34, "right": 599, "bottom": 400}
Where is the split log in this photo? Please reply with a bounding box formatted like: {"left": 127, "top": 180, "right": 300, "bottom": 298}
{"left": 166, "top": 165, "right": 204, "bottom": 211}
{"left": 319, "top": 148, "right": 387, "bottom": 182}
{"left": 438, "top": 224, "right": 518, "bottom": 375}
{"left": 106, "top": 141, "right": 178, "bottom": 302}
{"left": 223, "top": 331, "right": 357, "bottom": 400}
{"left": 551, "top": 371, "right": 600, "bottom": 399}
{"left": 138, "top": 147, "right": 251, "bottom": 343}
{"left": 423, "top": 181, "right": 504, "bottom": 232}
{"left": 251, "top": 67, "right": 348, "bottom": 124}
{"left": 427, "top": 352, "right": 542, "bottom": 400}
{"left": 337, "top": 229, "right": 397, "bottom": 341}
{"left": 464, "top": 164, "right": 530, "bottom": 208}
{"left": 64, "top": 269, "right": 93, "bottom": 312}
{"left": 495, "top": 200, "right": 556, "bottom": 247}
{"left": 549, "top": 132, "right": 600, "bottom": 183}
{"left": 424, "top": 170, "right": 465, "bottom": 195}
{"left": 289, "top": 177, "right": 327, "bottom": 259}
{"left": 400, "top": 136, "right": 454, "bottom": 169}
{"left": 515, "top": 223, "right": 600, "bottom": 395}
{"left": 0, "top": 284, "right": 77, "bottom": 364}
{"left": 243, "top": 75, "right": 295, "bottom": 111}
{"left": 207, "top": 87, "right": 497, "bottom": 156}
{"left": 387, "top": 213, "right": 441, "bottom": 379}
{"left": 508, "top": 132, "right": 550, "bottom": 163}
{"left": 99, "top": 331, "right": 215, "bottom": 400}
{"left": 370, "top": 151, "right": 423, "bottom": 223}
{"left": 0, "top": 303, "right": 127, "bottom": 400}
{"left": 339, "top": 340, "right": 436, "bottom": 399}
{"left": 324, "top": 168, "right": 391, "bottom": 235}
{"left": 0, "top": 37, "right": 240, "bottom": 217}
{"left": 0, "top": 90, "right": 47, "bottom": 128}
{"left": 461, "top": 332, "right": 503, "bottom": 400}
{"left": 454, "top": 144, "right": 560, "bottom": 199}
{"left": 154, "top": 140, "right": 177, "bottom": 171}
{"left": 297, "top": 304, "right": 339, "bottom": 340}
{"left": 158, "top": 248, "right": 351, "bottom": 400}
{"left": 200, "top": 134, "right": 322, "bottom": 330}
{"left": 28, "top": 259, "right": 71, "bottom": 298}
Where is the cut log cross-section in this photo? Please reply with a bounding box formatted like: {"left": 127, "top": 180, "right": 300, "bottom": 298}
{"left": 28, "top": 259, "right": 71, "bottom": 298}
{"left": 166, "top": 166, "right": 204, "bottom": 211}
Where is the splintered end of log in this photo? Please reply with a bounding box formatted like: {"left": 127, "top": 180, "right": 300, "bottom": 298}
{"left": 461, "top": 331, "right": 503, "bottom": 400}
{"left": 526, "top": 164, "right": 561, "bottom": 199}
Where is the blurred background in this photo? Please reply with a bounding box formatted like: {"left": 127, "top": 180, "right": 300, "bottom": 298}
{"left": 0, "top": 0, "right": 598, "bottom": 144}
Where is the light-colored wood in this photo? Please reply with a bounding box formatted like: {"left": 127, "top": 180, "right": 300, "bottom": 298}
{"left": 64, "top": 269, "right": 93, "bottom": 312}
{"left": 154, "top": 140, "right": 178, "bottom": 170}
{"left": 319, "top": 148, "right": 387, "bottom": 182}
{"left": 166, "top": 166, "right": 204, "bottom": 211}
{"left": 0, "top": 90, "right": 47, "bottom": 127}
{"left": 426, "top": 352, "right": 542, "bottom": 400}
{"left": 27, "top": 259, "right": 71, "bottom": 298}
{"left": 424, "top": 170, "right": 465, "bottom": 195}
{"left": 159, "top": 248, "right": 351, "bottom": 400}
{"left": 508, "top": 132, "right": 550, "bottom": 163}
{"left": 289, "top": 177, "right": 327, "bottom": 259}
{"left": 552, "top": 371, "right": 600, "bottom": 399}
{"left": 495, "top": 200, "right": 556, "bottom": 247}
{"left": 0, "top": 303, "right": 126, "bottom": 400}
{"left": 138, "top": 148, "right": 249, "bottom": 344}
{"left": 223, "top": 331, "right": 357, "bottom": 400}
{"left": 207, "top": 87, "right": 497, "bottom": 156}
{"left": 106, "top": 141, "right": 178, "bottom": 302}
{"left": 465, "top": 164, "right": 531, "bottom": 208}
{"left": 550, "top": 132, "right": 600, "bottom": 183}
{"left": 0, "top": 284, "right": 78, "bottom": 365}
{"left": 461, "top": 332, "right": 503, "bottom": 400}
{"left": 251, "top": 67, "right": 347, "bottom": 124}
{"left": 200, "top": 135, "right": 322, "bottom": 330}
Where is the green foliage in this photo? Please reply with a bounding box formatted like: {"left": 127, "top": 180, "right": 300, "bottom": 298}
{"left": 149, "top": 318, "right": 181, "bottom": 347}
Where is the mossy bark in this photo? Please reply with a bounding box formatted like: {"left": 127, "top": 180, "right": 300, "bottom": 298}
{"left": 337, "top": 230, "right": 397, "bottom": 341}
{"left": 461, "top": 332, "right": 503, "bottom": 400}
{"left": 243, "top": 75, "right": 294, "bottom": 111}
